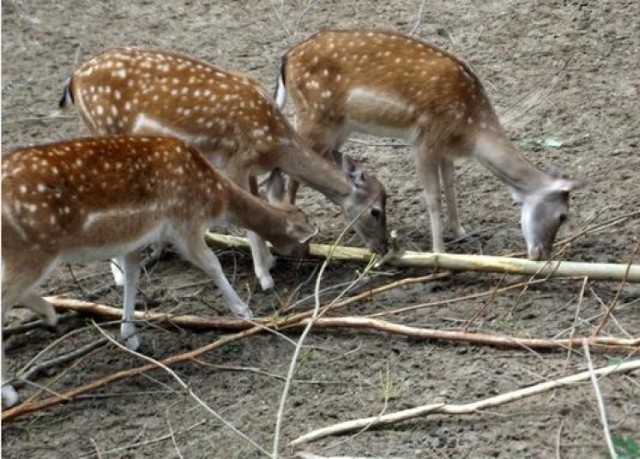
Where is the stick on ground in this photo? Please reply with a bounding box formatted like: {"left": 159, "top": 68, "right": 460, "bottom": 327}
{"left": 46, "top": 298, "right": 640, "bottom": 353}
{"left": 205, "top": 232, "right": 640, "bottom": 283}
{"left": 290, "top": 359, "right": 640, "bottom": 446}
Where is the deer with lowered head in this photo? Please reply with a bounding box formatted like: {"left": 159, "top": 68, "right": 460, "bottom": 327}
{"left": 1, "top": 135, "right": 315, "bottom": 407}
{"left": 59, "top": 47, "right": 389, "bottom": 290}
{"left": 273, "top": 29, "right": 586, "bottom": 260}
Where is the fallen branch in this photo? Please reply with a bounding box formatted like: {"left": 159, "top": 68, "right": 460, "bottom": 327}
{"left": 205, "top": 233, "right": 640, "bottom": 283}
{"left": 1, "top": 325, "right": 265, "bottom": 422}
{"left": 47, "top": 297, "right": 640, "bottom": 352}
{"left": 289, "top": 359, "right": 640, "bottom": 446}
{"left": 5, "top": 299, "right": 637, "bottom": 421}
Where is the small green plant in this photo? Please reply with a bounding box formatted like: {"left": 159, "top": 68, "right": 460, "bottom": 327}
{"left": 379, "top": 366, "right": 405, "bottom": 402}
{"left": 220, "top": 342, "right": 242, "bottom": 355}
{"left": 610, "top": 435, "right": 639, "bottom": 459}
{"left": 298, "top": 349, "right": 314, "bottom": 366}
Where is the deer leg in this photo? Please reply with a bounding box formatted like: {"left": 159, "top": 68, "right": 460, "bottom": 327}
{"left": 247, "top": 231, "right": 276, "bottom": 290}
{"left": 120, "top": 251, "right": 142, "bottom": 351}
{"left": 440, "top": 157, "right": 466, "bottom": 239}
{"left": 1, "top": 306, "right": 19, "bottom": 407}
{"left": 415, "top": 148, "right": 446, "bottom": 253}
{"left": 246, "top": 176, "right": 277, "bottom": 289}
{"left": 22, "top": 294, "right": 58, "bottom": 329}
{"left": 178, "top": 233, "right": 252, "bottom": 319}
{"left": 1, "top": 258, "right": 53, "bottom": 407}
{"left": 110, "top": 256, "right": 125, "bottom": 287}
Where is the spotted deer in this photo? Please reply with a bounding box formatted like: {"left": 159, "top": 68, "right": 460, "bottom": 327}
{"left": 274, "top": 29, "right": 586, "bottom": 260}
{"left": 1, "top": 135, "right": 315, "bottom": 407}
{"left": 60, "top": 47, "right": 388, "bottom": 290}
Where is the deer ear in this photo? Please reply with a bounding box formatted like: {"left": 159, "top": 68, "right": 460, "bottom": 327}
{"left": 342, "top": 154, "right": 365, "bottom": 187}
{"left": 549, "top": 177, "right": 589, "bottom": 193}
{"left": 286, "top": 221, "right": 318, "bottom": 243}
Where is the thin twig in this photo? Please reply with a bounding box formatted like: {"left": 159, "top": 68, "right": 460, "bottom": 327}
{"left": 582, "top": 339, "right": 617, "bottom": 459}
{"left": 3, "top": 312, "right": 76, "bottom": 337}
{"left": 80, "top": 419, "right": 206, "bottom": 458}
{"left": 90, "top": 438, "right": 103, "bottom": 459}
{"left": 409, "top": 0, "right": 427, "bottom": 35}
{"left": 592, "top": 240, "right": 640, "bottom": 336}
{"left": 555, "top": 419, "right": 564, "bottom": 459}
{"left": 92, "top": 324, "right": 270, "bottom": 457}
{"left": 462, "top": 275, "right": 505, "bottom": 332}
{"left": 15, "top": 337, "right": 108, "bottom": 387}
{"left": 272, "top": 222, "right": 376, "bottom": 456}
{"left": 166, "top": 408, "right": 184, "bottom": 459}
{"left": 564, "top": 277, "right": 589, "bottom": 371}
{"left": 290, "top": 359, "right": 640, "bottom": 446}
{"left": 368, "top": 278, "right": 550, "bottom": 318}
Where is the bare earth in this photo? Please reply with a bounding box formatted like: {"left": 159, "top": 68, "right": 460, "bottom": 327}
{"left": 2, "top": 1, "right": 639, "bottom": 458}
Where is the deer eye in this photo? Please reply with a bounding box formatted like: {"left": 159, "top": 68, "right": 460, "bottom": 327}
{"left": 371, "top": 208, "right": 382, "bottom": 219}
{"left": 558, "top": 213, "right": 568, "bottom": 223}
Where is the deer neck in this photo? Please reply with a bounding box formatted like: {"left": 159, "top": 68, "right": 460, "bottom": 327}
{"left": 224, "top": 181, "right": 287, "bottom": 238}
{"left": 473, "top": 132, "right": 553, "bottom": 197}
{"left": 277, "top": 143, "right": 352, "bottom": 204}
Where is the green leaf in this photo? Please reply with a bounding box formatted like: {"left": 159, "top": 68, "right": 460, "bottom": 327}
{"left": 611, "top": 434, "right": 639, "bottom": 459}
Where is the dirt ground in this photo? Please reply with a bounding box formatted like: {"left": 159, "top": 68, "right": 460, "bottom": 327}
{"left": 2, "top": 0, "right": 639, "bottom": 457}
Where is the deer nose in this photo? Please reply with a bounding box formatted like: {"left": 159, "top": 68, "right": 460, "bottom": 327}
{"left": 528, "top": 245, "right": 550, "bottom": 261}
{"left": 372, "top": 238, "right": 389, "bottom": 255}
{"left": 289, "top": 241, "right": 311, "bottom": 258}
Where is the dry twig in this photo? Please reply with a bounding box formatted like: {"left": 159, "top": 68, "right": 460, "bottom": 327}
{"left": 290, "top": 359, "right": 640, "bottom": 446}
{"left": 582, "top": 339, "right": 617, "bottom": 459}
{"left": 93, "top": 324, "right": 269, "bottom": 456}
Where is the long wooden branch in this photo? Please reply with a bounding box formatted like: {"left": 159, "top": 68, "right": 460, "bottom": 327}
{"left": 47, "top": 297, "right": 639, "bottom": 352}
{"left": 289, "top": 359, "right": 640, "bottom": 446}
{"left": 4, "top": 297, "right": 637, "bottom": 421}
{"left": 205, "top": 233, "right": 640, "bottom": 283}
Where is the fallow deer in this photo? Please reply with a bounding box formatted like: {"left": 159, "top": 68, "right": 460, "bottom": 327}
{"left": 1, "top": 135, "right": 315, "bottom": 407}
{"left": 59, "top": 47, "right": 389, "bottom": 290}
{"left": 274, "top": 29, "right": 586, "bottom": 260}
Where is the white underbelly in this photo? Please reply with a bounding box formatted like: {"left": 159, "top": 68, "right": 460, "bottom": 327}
{"left": 61, "top": 224, "right": 167, "bottom": 263}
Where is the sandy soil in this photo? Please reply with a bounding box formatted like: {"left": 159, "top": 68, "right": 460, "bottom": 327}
{"left": 2, "top": 1, "right": 639, "bottom": 458}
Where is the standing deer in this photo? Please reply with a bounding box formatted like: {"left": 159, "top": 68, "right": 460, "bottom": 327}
{"left": 274, "top": 29, "right": 586, "bottom": 260}
{"left": 60, "top": 47, "right": 388, "bottom": 290}
{"left": 1, "top": 136, "right": 315, "bottom": 407}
